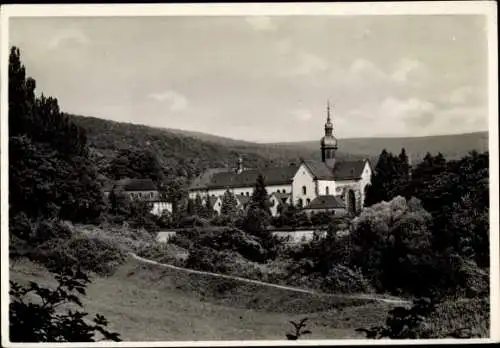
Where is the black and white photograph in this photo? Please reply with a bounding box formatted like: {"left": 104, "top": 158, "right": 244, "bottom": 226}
{"left": 1, "top": 2, "right": 498, "bottom": 346}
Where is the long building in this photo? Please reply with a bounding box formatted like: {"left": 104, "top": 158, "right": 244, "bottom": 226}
{"left": 189, "top": 102, "right": 372, "bottom": 215}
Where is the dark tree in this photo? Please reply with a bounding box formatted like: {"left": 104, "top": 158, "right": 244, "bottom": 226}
{"left": 250, "top": 174, "right": 271, "bottom": 215}
{"left": 108, "top": 148, "right": 164, "bottom": 183}
{"left": 221, "top": 190, "right": 239, "bottom": 217}
{"left": 9, "top": 46, "right": 104, "bottom": 223}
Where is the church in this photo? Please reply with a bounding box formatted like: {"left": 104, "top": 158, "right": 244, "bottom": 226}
{"left": 188, "top": 103, "right": 372, "bottom": 216}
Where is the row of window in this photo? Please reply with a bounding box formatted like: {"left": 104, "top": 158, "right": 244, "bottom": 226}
{"left": 129, "top": 192, "right": 155, "bottom": 199}
{"left": 203, "top": 185, "right": 339, "bottom": 199}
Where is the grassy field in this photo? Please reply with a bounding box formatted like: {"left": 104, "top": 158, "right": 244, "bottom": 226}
{"left": 9, "top": 256, "right": 394, "bottom": 342}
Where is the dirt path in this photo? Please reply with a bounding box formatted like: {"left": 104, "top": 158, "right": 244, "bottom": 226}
{"left": 130, "top": 253, "right": 411, "bottom": 305}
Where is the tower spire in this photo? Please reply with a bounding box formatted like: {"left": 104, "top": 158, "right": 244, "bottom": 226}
{"left": 327, "top": 99, "right": 331, "bottom": 123}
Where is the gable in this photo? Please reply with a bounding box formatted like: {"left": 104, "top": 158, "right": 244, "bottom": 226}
{"left": 302, "top": 160, "right": 334, "bottom": 180}
{"left": 293, "top": 163, "right": 316, "bottom": 182}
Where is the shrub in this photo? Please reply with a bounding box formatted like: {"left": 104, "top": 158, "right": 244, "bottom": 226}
{"left": 33, "top": 234, "right": 128, "bottom": 276}
{"left": 356, "top": 297, "right": 489, "bottom": 339}
{"left": 322, "top": 265, "right": 374, "bottom": 293}
{"left": 65, "top": 235, "right": 128, "bottom": 276}
{"left": 177, "top": 215, "right": 211, "bottom": 228}
{"left": 356, "top": 298, "right": 438, "bottom": 339}
{"left": 10, "top": 266, "right": 121, "bottom": 342}
{"left": 34, "top": 219, "right": 73, "bottom": 242}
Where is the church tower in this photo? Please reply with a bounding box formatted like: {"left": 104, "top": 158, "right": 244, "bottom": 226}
{"left": 320, "top": 100, "right": 338, "bottom": 169}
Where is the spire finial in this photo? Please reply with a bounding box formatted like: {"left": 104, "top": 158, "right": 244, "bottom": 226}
{"left": 327, "top": 99, "right": 331, "bottom": 123}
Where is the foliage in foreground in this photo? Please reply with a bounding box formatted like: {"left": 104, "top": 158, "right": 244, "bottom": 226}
{"left": 356, "top": 297, "right": 489, "bottom": 339}
{"left": 10, "top": 266, "right": 121, "bottom": 342}
{"left": 286, "top": 317, "right": 311, "bottom": 340}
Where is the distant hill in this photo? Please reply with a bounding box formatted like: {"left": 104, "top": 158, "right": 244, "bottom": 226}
{"left": 70, "top": 115, "right": 488, "bottom": 180}
{"left": 269, "top": 132, "right": 489, "bottom": 164}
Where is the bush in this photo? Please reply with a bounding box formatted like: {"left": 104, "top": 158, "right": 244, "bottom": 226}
{"left": 185, "top": 246, "right": 235, "bottom": 273}
{"left": 322, "top": 265, "right": 374, "bottom": 293}
{"left": 33, "top": 234, "right": 128, "bottom": 276}
{"left": 177, "top": 215, "right": 211, "bottom": 228}
{"left": 135, "top": 242, "right": 188, "bottom": 266}
{"left": 65, "top": 235, "right": 128, "bottom": 275}
{"left": 10, "top": 266, "right": 121, "bottom": 342}
{"left": 10, "top": 215, "right": 73, "bottom": 243}
{"left": 357, "top": 297, "right": 489, "bottom": 339}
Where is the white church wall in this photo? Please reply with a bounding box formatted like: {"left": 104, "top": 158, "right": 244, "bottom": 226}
{"left": 317, "top": 180, "right": 337, "bottom": 196}
{"left": 292, "top": 164, "right": 316, "bottom": 207}
{"left": 359, "top": 161, "right": 372, "bottom": 207}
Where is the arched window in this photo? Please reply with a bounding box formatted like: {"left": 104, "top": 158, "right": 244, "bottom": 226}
{"left": 246, "top": 192, "right": 249, "bottom": 196}
{"left": 302, "top": 186, "right": 307, "bottom": 195}
{"left": 306, "top": 198, "right": 311, "bottom": 205}
{"left": 326, "top": 187, "right": 330, "bottom": 195}
{"left": 298, "top": 198, "right": 303, "bottom": 208}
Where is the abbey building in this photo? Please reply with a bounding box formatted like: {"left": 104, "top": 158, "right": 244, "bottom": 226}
{"left": 189, "top": 103, "right": 372, "bottom": 216}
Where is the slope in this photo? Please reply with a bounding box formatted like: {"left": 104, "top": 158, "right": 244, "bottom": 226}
{"left": 10, "top": 257, "right": 394, "bottom": 341}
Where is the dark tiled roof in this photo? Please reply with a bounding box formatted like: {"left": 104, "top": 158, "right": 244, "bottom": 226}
{"left": 205, "top": 164, "right": 300, "bottom": 190}
{"left": 302, "top": 160, "right": 335, "bottom": 180}
{"left": 190, "top": 159, "right": 368, "bottom": 191}
{"left": 104, "top": 178, "right": 157, "bottom": 192}
{"left": 303, "top": 159, "right": 367, "bottom": 181}
{"left": 304, "top": 195, "right": 346, "bottom": 210}
{"left": 333, "top": 160, "right": 368, "bottom": 180}
{"left": 189, "top": 168, "right": 231, "bottom": 190}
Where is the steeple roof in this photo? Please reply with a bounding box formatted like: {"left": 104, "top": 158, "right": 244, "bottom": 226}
{"left": 321, "top": 100, "right": 337, "bottom": 148}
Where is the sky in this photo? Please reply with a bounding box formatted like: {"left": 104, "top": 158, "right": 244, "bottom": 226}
{"left": 8, "top": 14, "right": 490, "bottom": 142}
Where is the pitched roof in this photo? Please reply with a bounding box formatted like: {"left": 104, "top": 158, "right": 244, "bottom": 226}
{"left": 189, "top": 168, "right": 231, "bottom": 190}
{"left": 104, "top": 178, "right": 157, "bottom": 192}
{"left": 333, "top": 160, "right": 368, "bottom": 180}
{"left": 302, "top": 160, "right": 335, "bottom": 180}
{"left": 303, "top": 159, "right": 367, "bottom": 181}
{"left": 203, "top": 164, "right": 300, "bottom": 190}
{"left": 304, "top": 195, "right": 346, "bottom": 210}
{"left": 189, "top": 159, "right": 368, "bottom": 191}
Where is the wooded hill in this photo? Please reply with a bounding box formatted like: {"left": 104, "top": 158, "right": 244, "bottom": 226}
{"left": 70, "top": 114, "right": 487, "bottom": 179}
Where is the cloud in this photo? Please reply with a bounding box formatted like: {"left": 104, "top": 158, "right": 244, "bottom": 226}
{"left": 275, "top": 38, "right": 293, "bottom": 55}
{"left": 445, "top": 86, "right": 481, "bottom": 106}
{"left": 390, "top": 58, "right": 431, "bottom": 89}
{"left": 148, "top": 90, "right": 188, "bottom": 111}
{"left": 349, "top": 58, "right": 386, "bottom": 80}
{"left": 245, "top": 16, "right": 277, "bottom": 31}
{"left": 344, "top": 97, "right": 438, "bottom": 137}
{"left": 287, "top": 52, "right": 329, "bottom": 76}
{"left": 48, "top": 30, "right": 90, "bottom": 50}
{"left": 291, "top": 109, "right": 313, "bottom": 122}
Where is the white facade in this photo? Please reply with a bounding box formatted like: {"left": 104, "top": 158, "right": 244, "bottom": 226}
{"left": 316, "top": 180, "right": 337, "bottom": 196}
{"left": 359, "top": 162, "right": 372, "bottom": 207}
{"left": 151, "top": 201, "right": 173, "bottom": 216}
{"left": 190, "top": 183, "right": 292, "bottom": 200}
{"left": 291, "top": 164, "right": 317, "bottom": 207}
{"left": 189, "top": 160, "right": 371, "bottom": 216}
